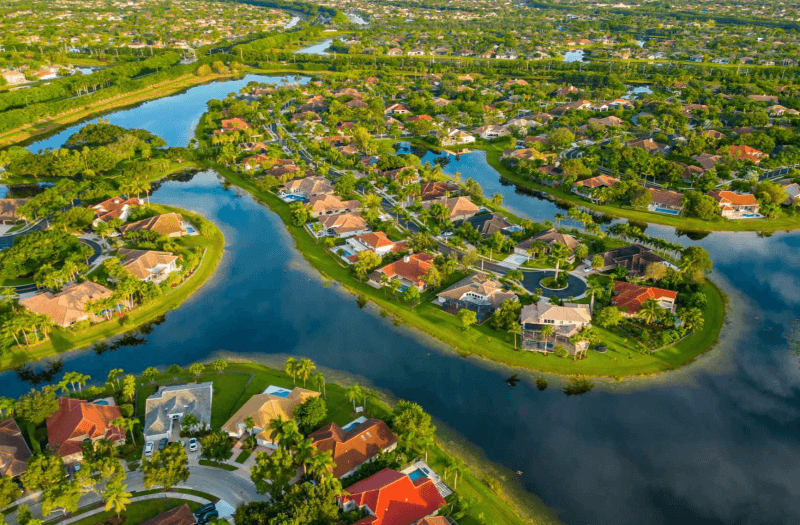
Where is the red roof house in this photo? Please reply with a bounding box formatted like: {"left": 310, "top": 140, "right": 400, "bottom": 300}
{"left": 310, "top": 419, "right": 398, "bottom": 478}
{"left": 46, "top": 398, "right": 125, "bottom": 461}
{"left": 369, "top": 254, "right": 435, "bottom": 291}
{"left": 612, "top": 282, "right": 677, "bottom": 316}
{"left": 339, "top": 469, "right": 446, "bottom": 525}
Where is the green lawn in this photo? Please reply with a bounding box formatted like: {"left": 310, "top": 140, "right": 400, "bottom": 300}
{"left": 0, "top": 204, "right": 225, "bottom": 372}
{"left": 65, "top": 499, "right": 200, "bottom": 525}
{"left": 234, "top": 450, "right": 252, "bottom": 463}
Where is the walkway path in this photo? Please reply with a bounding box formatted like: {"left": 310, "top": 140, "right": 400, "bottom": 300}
{"left": 53, "top": 492, "right": 211, "bottom": 525}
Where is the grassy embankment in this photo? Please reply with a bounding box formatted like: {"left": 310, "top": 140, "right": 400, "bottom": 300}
{"left": 134, "top": 362, "right": 562, "bottom": 525}
{"left": 212, "top": 161, "right": 725, "bottom": 378}
{"left": 471, "top": 140, "right": 800, "bottom": 233}
{"left": 0, "top": 204, "right": 225, "bottom": 372}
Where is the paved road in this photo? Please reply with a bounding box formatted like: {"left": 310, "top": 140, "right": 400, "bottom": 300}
{"left": 381, "top": 197, "right": 420, "bottom": 233}
{"left": 520, "top": 270, "right": 587, "bottom": 299}
{"left": 81, "top": 237, "right": 104, "bottom": 266}
{"left": 0, "top": 220, "right": 46, "bottom": 249}
{"left": 437, "top": 241, "right": 509, "bottom": 274}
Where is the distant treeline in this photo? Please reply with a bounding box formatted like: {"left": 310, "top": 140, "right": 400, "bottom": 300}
{"left": 220, "top": 0, "right": 344, "bottom": 20}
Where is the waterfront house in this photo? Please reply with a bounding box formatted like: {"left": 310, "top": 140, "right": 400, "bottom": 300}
{"left": 309, "top": 194, "right": 361, "bottom": 217}
{"left": 456, "top": 212, "right": 513, "bottom": 238}
{"left": 440, "top": 128, "right": 475, "bottom": 146}
{"left": 46, "top": 398, "right": 124, "bottom": 463}
{"left": 519, "top": 300, "right": 592, "bottom": 353}
{"left": 0, "top": 199, "right": 30, "bottom": 225}
{"left": 117, "top": 249, "right": 180, "bottom": 283}
{"left": 419, "top": 181, "right": 461, "bottom": 201}
{"left": 20, "top": 282, "right": 114, "bottom": 328}
{"left": 472, "top": 125, "right": 510, "bottom": 140}
{"left": 0, "top": 419, "right": 32, "bottom": 478}
{"left": 89, "top": 196, "right": 140, "bottom": 226}
{"left": 515, "top": 229, "right": 579, "bottom": 259}
{"left": 369, "top": 253, "right": 435, "bottom": 291}
{"left": 214, "top": 117, "right": 249, "bottom": 134}
{"left": 280, "top": 176, "right": 334, "bottom": 198}
{"left": 612, "top": 282, "right": 677, "bottom": 316}
{"left": 338, "top": 469, "right": 446, "bottom": 525}
{"left": 222, "top": 387, "right": 319, "bottom": 448}
{"left": 346, "top": 232, "right": 407, "bottom": 257}
{"left": 316, "top": 213, "right": 369, "bottom": 238}
{"left": 572, "top": 175, "right": 619, "bottom": 200}
{"left": 707, "top": 191, "right": 761, "bottom": 219}
{"left": 435, "top": 272, "right": 517, "bottom": 321}
{"left": 648, "top": 188, "right": 684, "bottom": 215}
{"left": 592, "top": 244, "right": 668, "bottom": 277}
{"left": 143, "top": 382, "right": 213, "bottom": 442}
{"left": 309, "top": 418, "right": 398, "bottom": 478}
{"left": 120, "top": 213, "right": 190, "bottom": 238}
{"left": 421, "top": 196, "right": 480, "bottom": 221}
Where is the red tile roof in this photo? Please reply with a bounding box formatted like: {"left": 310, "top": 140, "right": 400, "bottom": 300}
{"left": 375, "top": 254, "right": 435, "bottom": 287}
{"left": 726, "top": 145, "right": 766, "bottom": 162}
{"left": 341, "top": 469, "right": 446, "bottom": 525}
{"left": 576, "top": 175, "right": 619, "bottom": 189}
{"left": 310, "top": 419, "right": 397, "bottom": 478}
{"left": 46, "top": 398, "right": 124, "bottom": 458}
{"left": 708, "top": 190, "right": 759, "bottom": 207}
{"left": 89, "top": 197, "right": 140, "bottom": 223}
{"left": 612, "top": 282, "right": 677, "bottom": 314}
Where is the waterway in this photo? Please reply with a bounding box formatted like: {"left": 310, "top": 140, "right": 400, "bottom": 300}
{"left": 295, "top": 39, "right": 335, "bottom": 55}
{"left": 4, "top": 76, "right": 800, "bottom": 525}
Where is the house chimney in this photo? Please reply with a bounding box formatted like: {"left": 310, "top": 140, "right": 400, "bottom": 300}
{"left": 403, "top": 256, "right": 410, "bottom": 263}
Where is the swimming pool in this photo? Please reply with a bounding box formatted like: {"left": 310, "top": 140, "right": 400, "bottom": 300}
{"left": 185, "top": 225, "right": 197, "bottom": 234}
{"left": 407, "top": 468, "right": 428, "bottom": 482}
{"left": 263, "top": 385, "right": 292, "bottom": 397}
{"left": 739, "top": 213, "right": 762, "bottom": 218}
{"left": 654, "top": 207, "right": 680, "bottom": 216}
{"left": 93, "top": 400, "right": 109, "bottom": 405}
{"left": 281, "top": 194, "right": 307, "bottom": 203}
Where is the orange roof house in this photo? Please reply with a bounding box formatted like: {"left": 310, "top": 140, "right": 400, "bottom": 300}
{"left": 139, "top": 504, "right": 196, "bottom": 525}
{"left": 421, "top": 196, "right": 479, "bottom": 221}
{"left": 20, "top": 282, "right": 114, "bottom": 327}
{"left": 370, "top": 254, "right": 435, "bottom": 291}
{"left": 120, "top": 213, "right": 188, "bottom": 238}
{"left": 339, "top": 469, "right": 447, "bottom": 525}
{"left": 214, "top": 117, "right": 249, "bottom": 134}
{"left": 707, "top": 190, "right": 760, "bottom": 218}
{"left": 117, "top": 249, "right": 180, "bottom": 283}
{"left": 318, "top": 213, "right": 369, "bottom": 238}
{"left": 0, "top": 419, "right": 32, "bottom": 478}
{"left": 725, "top": 145, "right": 767, "bottom": 163}
{"left": 309, "top": 194, "right": 361, "bottom": 217}
{"left": 612, "top": 282, "right": 677, "bottom": 316}
{"left": 310, "top": 419, "right": 398, "bottom": 478}
{"left": 89, "top": 196, "right": 140, "bottom": 226}
{"left": 46, "top": 398, "right": 125, "bottom": 461}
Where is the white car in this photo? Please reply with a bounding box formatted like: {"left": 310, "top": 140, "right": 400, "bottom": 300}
{"left": 145, "top": 442, "right": 154, "bottom": 456}
{"left": 188, "top": 438, "right": 199, "bottom": 452}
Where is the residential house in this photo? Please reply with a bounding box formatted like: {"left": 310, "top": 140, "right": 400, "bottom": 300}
{"left": 612, "top": 282, "right": 677, "bottom": 316}
{"left": 317, "top": 213, "right": 370, "bottom": 238}
{"left": 1, "top": 71, "right": 26, "bottom": 85}
{"left": 502, "top": 148, "right": 554, "bottom": 163}
{"left": 280, "top": 176, "right": 334, "bottom": 198}
{"left": 588, "top": 116, "right": 624, "bottom": 128}
{"left": 708, "top": 190, "right": 761, "bottom": 219}
{"left": 648, "top": 188, "right": 684, "bottom": 215}
{"left": 779, "top": 181, "right": 800, "bottom": 205}
{"left": 457, "top": 212, "right": 513, "bottom": 237}
{"left": 0, "top": 199, "right": 30, "bottom": 224}
{"left": 419, "top": 181, "right": 460, "bottom": 201}
{"left": 421, "top": 196, "right": 480, "bottom": 221}
{"left": 572, "top": 175, "right": 620, "bottom": 200}
{"left": 89, "top": 196, "right": 140, "bottom": 226}
{"left": 239, "top": 142, "right": 269, "bottom": 153}
{"left": 725, "top": 145, "right": 767, "bottom": 164}
{"left": 627, "top": 138, "right": 670, "bottom": 155}
{"left": 606, "top": 98, "right": 634, "bottom": 110}
{"left": 0, "top": 419, "right": 32, "bottom": 478}
{"left": 222, "top": 387, "right": 319, "bottom": 448}
{"left": 346, "top": 232, "right": 407, "bottom": 258}
{"left": 309, "top": 194, "right": 361, "bottom": 217}
{"left": 748, "top": 95, "right": 779, "bottom": 104}
{"left": 120, "top": 213, "right": 189, "bottom": 238}
{"left": 143, "top": 383, "right": 213, "bottom": 442}
{"left": 440, "top": 129, "right": 475, "bottom": 146}
{"left": 515, "top": 229, "right": 579, "bottom": 259}
{"left": 384, "top": 103, "right": 411, "bottom": 116}
{"left": 20, "top": 282, "right": 114, "bottom": 328}
{"left": 703, "top": 130, "right": 725, "bottom": 141}
{"left": 338, "top": 469, "right": 446, "bottom": 525}
{"left": 46, "top": 398, "right": 125, "bottom": 463}
{"left": 139, "top": 504, "right": 196, "bottom": 525}
{"left": 117, "top": 249, "right": 180, "bottom": 283}
{"left": 214, "top": 117, "right": 249, "bottom": 134}
{"left": 369, "top": 253, "right": 435, "bottom": 291}
{"left": 592, "top": 244, "right": 668, "bottom": 277}
{"left": 382, "top": 167, "right": 420, "bottom": 185}
{"left": 309, "top": 418, "right": 398, "bottom": 478}
{"left": 693, "top": 152, "right": 722, "bottom": 171}
{"left": 519, "top": 301, "right": 592, "bottom": 353}
{"left": 472, "top": 125, "right": 510, "bottom": 140}
{"left": 435, "top": 272, "right": 517, "bottom": 321}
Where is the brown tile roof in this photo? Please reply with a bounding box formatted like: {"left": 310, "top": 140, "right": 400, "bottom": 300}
{"left": 726, "top": 145, "right": 767, "bottom": 163}
{"left": 89, "top": 197, "right": 140, "bottom": 223}
{"left": 117, "top": 249, "right": 178, "bottom": 281}
{"left": 309, "top": 419, "right": 397, "bottom": 478}
{"left": 419, "top": 181, "right": 459, "bottom": 201}
{"left": 20, "top": 282, "right": 114, "bottom": 327}
{"left": 353, "top": 232, "right": 395, "bottom": 250}
{"left": 649, "top": 188, "right": 684, "bottom": 208}
{"left": 600, "top": 244, "right": 665, "bottom": 277}
{"left": 422, "top": 197, "right": 479, "bottom": 220}
{"left": 612, "top": 281, "right": 677, "bottom": 314}
{"left": 530, "top": 228, "right": 579, "bottom": 251}
{"left": 309, "top": 194, "right": 361, "bottom": 215}
{"left": 374, "top": 254, "right": 435, "bottom": 287}
{"left": 222, "top": 388, "right": 319, "bottom": 443}
{"left": 120, "top": 213, "right": 187, "bottom": 237}
{"left": 0, "top": 419, "right": 32, "bottom": 478}
{"left": 520, "top": 301, "right": 592, "bottom": 325}
{"left": 139, "top": 504, "right": 196, "bottom": 525}
{"left": 0, "top": 199, "right": 30, "bottom": 222}
{"left": 46, "top": 398, "right": 124, "bottom": 458}
{"left": 692, "top": 153, "right": 721, "bottom": 170}
{"left": 282, "top": 176, "right": 333, "bottom": 196}
{"left": 576, "top": 175, "right": 619, "bottom": 189}
{"left": 319, "top": 213, "right": 368, "bottom": 234}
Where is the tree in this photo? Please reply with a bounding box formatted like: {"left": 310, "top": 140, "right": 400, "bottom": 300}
{"left": 293, "top": 396, "right": 327, "bottom": 435}
{"left": 346, "top": 384, "right": 364, "bottom": 412}
{"left": 644, "top": 262, "right": 668, "bottom": 282}
{"left": 0, "top": 475, "right": 21, "bottom": 508}
{"left": 354, "top": 250, "right": 382, "bottom": 280}
{"left": 423, "top": 266, "right": 441, "bottom": 288}
{"left": 508, "top": 323, "right": 522, "bottom": 350}
{"left": 392, "top": 401, "right": 436, "bottom": 455}
{"left": 142, "top": 367, "right": 159, "bottom": 384}
{"left": 188, "top": 363, "right": 204, "bottom": 379}
{"left": 23, "top": 455, "right": 66, "bottom": 494}
{"left": 107, "top": 368, "right": 124, "bottom": 391}
{"left": 595, "top": 306, "right": 623, "bottom": 327}
{"left": 638, "top": 298, "right": 663, "bottom": 325}
{"left": 591, "top": 254, "right": 604, "bottom": 270}
{"left": 112, "top": 417, "right": 139, "bottom": 446}
{"left": 549, "top": 242, "right": 572, "bottom": 280}
{"left": 200, "top": 432, "right": 233, "bottom": 461}
{"left": 297, "top": 358, "right": 315, "bottom": 388}
{"left": 541, "top": 325, "right": 554, "bottom": 354}
{"left": 103, "top": 475, "right": 132, "bottom": 517}
{"left": 586, "top": 279, "right": 605, "bottom": 314}
{"left": 250, "top": 447, "right": 295, "bottom": 498}
{"left": 401, "top": 286, "right": 421, "bottom": 305}
{"left": 16, "top": 387, "right": 58, "bottom": 425}
{"left": 211, "top": 359, "right": 228, "bottom": 374}
{"left": 679, "top": 246, "right": 713, "bottom": 277}
{"left": 457, "top": 309, "right": 477, "bottom": 331}
{"left": 491, "top": 193, "right": 503, "bottom": 206}
{"left": 547, "top": 127, "right": 575, "bottom": 149}
{"left": 121, "top": 375, "right": 136, "bottom": 402}
{"left": 285, "top": 357, "right": 299, "bottom": 385}
{"left": 166, "top": 364, "right": 183, "bottom": 382}
{"left": 574, "top": 244, "right": 589, "bottom": 262}
{"left": 678, "top": 307, "right": 704, "bottom": 332}
{"left": 683, "top": 191, "right": 719, "bottom": 220}
{"left": 181, "top": 414, "right": 200, "bottom": 434}
{"left": 143, "top": 443, "right": 190, "bottom": 491}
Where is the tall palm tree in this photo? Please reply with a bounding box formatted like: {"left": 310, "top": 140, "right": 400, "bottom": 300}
{"left": 541, "top": 325, "right": 554, "bottom": 354}
{"left": 267, "top": 415, "right": 289, "bottom": 445}
{"left": 308, "top": 450, "right": 335, "bottom": 481}
{"left": 284, "top": 357, "right": 298, "bottom": 385}
{"left": 314, "top": 372, "right": 326, "bottom": 398}
{"left": 103, "top": 477, "right": 132, "bottom": 517}
{"left": 0, "top": 397, "right": 16, "bottom": 418}
{"left": 587, "top": 280, "right": 605, "bottom": 314}
{"left": 508, "top": 324, "right": 522, "bottom": 350}
{"left": 549, "top": 242, "right": 572, "bottom": 280}
{"left": 345, "top": 385, "right": 364, "bottom": 412}
{"left": 294, "top": 438, "right": 315, "bottom": 474}
{"left": 638, "top": 298, "right": 663, "bottom": 325}
{"left": 297, "top": 358, "right": 315, "bottom": 388}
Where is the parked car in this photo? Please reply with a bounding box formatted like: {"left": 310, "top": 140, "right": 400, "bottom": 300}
{"left": 198, "top": 511, "right": 218, "bottom": 524}
{"left": 194, "top": 503, "right": 215, "bottom": 517}
{"left": 158, "top": 438, "right": 168, "bottom": 450}
{"left": 188, "top": 438, "right": 199, "bottom": 452}
{"left": 145, "top": 442, "right": 154, "bottom": 456}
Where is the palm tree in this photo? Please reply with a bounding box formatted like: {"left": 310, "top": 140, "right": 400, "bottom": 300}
{"left": 549, "top": 242, "right": 572, "bottom": 280}
{"left": 308, "top": 450, "right": 335, "bottom": 481}
{"left": 189, "top": 363, "right": 204, "bottom": 379}
{"left": 508, "top": 323, "right": 522, "bottom": 350}
{"left": 0, "top": 397, "right": 16, "bottom": 418}
{"left": 267, "top": 415, "right": 290, "bottom": 445}
{"left": 586, "top": 280, "right": 605, "bottom": 314}
{"left": 678, "top": 308, "right": 704, "bottom": 332}
{"left": 107, "top": 368, "right": 124, "bottom": 391}
{"left": 362, "top": 388, "right": 378, "bottom": 413}
{"left": 314, "top": 372, "right": 326, "bottom": 398}
{"left": 554, "top": 212, "right": 564, "bottom": 228}
{"left": 294, "top": 438, "right": 315, "bottom": 474}
{"left": 541, "top": 325, "right": 554, "bottom": 354}
{"left": 297, "top": 358, "right": 315, "bottom": 388}
{"left": 76, "top": 373, "right": 90, "bottom": 393}
{"left": 103, "top": 477, "right": 132, "bottom": 517}
{"left": 284, "top": 357, "right": 299, "bottom": 385}
{"left": 112, "top": 417, "right": 139, "bottom": 445}
{"left": 142, "top": 367, "right": 159, "bottom": 384}
{"left": 345, "top": 384, "right": 364, "bottom": 412}
{"left": 638, "top": 298, "right": 663, "bottom": 325}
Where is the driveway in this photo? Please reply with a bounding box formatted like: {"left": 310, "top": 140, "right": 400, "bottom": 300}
{"left": 520, "top": 270, "right": 587, "bottom": 300}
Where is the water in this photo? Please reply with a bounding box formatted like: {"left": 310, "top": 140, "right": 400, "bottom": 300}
{"left": 295, "top": 39, "right": 334, "bottom": 55}
{"left": 346, "top": 13, "right": 368, "bottom": 25}
{"left": 625, "top": 85, "right": 653, "bottom": 99}
{"left": 26, "top": 74, "right": 310, "bottom": 152}
{"left": 563, "top": 49, "right": 585, "bottom": 63}
{"left": 284, "top": 16, "right": 301, "bottom": 29}
{"left": 5, "top": 77, "right": 800, "bottom": 525}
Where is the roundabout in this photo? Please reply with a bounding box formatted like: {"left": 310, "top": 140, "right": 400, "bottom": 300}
{"left": 520, "top": 270, "right": 587, "bottom": 299}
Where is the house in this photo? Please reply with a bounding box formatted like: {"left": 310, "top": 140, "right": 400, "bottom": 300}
{"left": 280, "top": 176, "right": 334, "bottom": 198}
{"left": 421, "top": 196, "right": 480, "bottom": 221}
{"left": 407, "top": 115, "right": 434, "bottom": 123}
{"left": 384, "top": 103, "right": 411, "bottom": 116}
{"left": 20, "top": 282, "right": 114, "bottom": 328}
{"left": 143, "top": 382, "right": 213, "bottom": 442}
{"left": 748, "top": 95, "right": 779, "bottom": 104}
{"left": 606, "top": 98, "right": 634, "bottom": 110}
{"left": 346, "top": 232, "right": 407, "bottom": 257}
{"left": 456, "top": 212, "right": 513, "bottom": 237}
{"left": 648, "top": 188, "right": 684, "bottom": 215}
{"left": 89, "top": 196, "right": 140, "bottom": 226}
{"left": 419, "top": 181, "right": 460, "bottom": 201}
{"left": 1, "top": 71, "right": 26, "bottom": 85}
{"left": 308, "top": 194, "right": 361, "bottom": 217}
{"left": 627, "top": 138, "right": 670, "bottom": 155}
{"left": 382, "top": 167, "right": 420, "bottom": 185}
{"left": 369, "top": 253, "right": 435, "bottom": 291}
{"left": 139, "top": 504, "right": 196, "bottom": 525}
{"left": 612, "top": 282, "right": 677, "bottom": 316}
{"left": 0, "top": 419, "right": 32, "bottom": 478}
{"left": 502, "top": 148, "right": 553, "bottom": 163}
{"left": 519, "top": 301, "right": 591, "bottom": 353}
{"left": 435, "top": 272, "right": 517, "bottom": 320}
{"left": 440, "top": 129, "right": 475, "bottom": 146}
{"left": 117, "top": 249, "right": 180, "bottom": 283}
{"left": 309, "top": 418, "right": 398, "bottom": 478}
{"left": 588, "top": 116, "right": 624, "bottom": 128}
{"left": 515, "top": 229, "right": 579, "bottom": 258}
{"left": 593, "top": 244, "right": 668, "bottom": 277}
{"left": 573, "top": 175, "right": 620, "bottom": 200}
{"left": 472, "top": 125, "right": 510, "bottom": 140}
{"left": 0, "top": 199, "right": 30, "bottom": 224}
{"left": 725, "top": 145, "right": 767, "bottom": 164}
{"left": 46, "top": 398, "right": 125, "bottom": 462}
{"left": 780, "top": 182, "right": 800, "bottom": 205}
{"left": 692, "top": 152, "right": 722, "bottom": 171}
{"left": 339, "top": 469, "right": 446, "bottom": 525}
{"left": 708, "top": 191, "right": 761, "bottom": 219}
{"left": 120, "top": 213, "right": 189, "bottom": 238}
{"left": 222, "top": 387, "right": 319, "bottom": 448}
{"left": 555, "top": 86, "right": 579, "bottom": 97}
{"left": 214, "top": 117, "right": 249, "bottom": 134}
{"left": 239, "top": 142, "right": 269, "bottom": 153}
{"left": 317, "top": 213, "right": 369, "bottom": 238}
{"left": 703, "top": 130, "right": 725, "bottom": 141}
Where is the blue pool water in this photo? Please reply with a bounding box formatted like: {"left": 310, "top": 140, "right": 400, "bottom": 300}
{"left": 654, "top": 207, "right": 680, "bottom": 215}
{"left": 283, "top": 194, "right": 307, "bottom": 202}
{"left": 740, "top": 213, "right": 761, "bottom": 218}
{"left": 271, "top": 390, "right": 290, "bottom": 398}
{"left": 407, "top": 468, "right": 428, "bottom": 482}
{"left": 186, "top": 225, "right": 197, "bottom": 234}
{"left": 93, "top": 400, "right": 109, "bottom": 405}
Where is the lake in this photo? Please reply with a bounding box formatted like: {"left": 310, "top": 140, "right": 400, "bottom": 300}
{"left": 4, "top": 76, "right": 800, "bottom": 525}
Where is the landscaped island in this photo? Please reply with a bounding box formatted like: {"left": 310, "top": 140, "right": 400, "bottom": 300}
{"left": 195, "top": 78, "right": 726, "bottom": 379}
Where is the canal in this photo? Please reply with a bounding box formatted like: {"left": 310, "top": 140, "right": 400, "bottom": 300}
{"left": 3, "top": 75, "right": 800, "bottom": 525}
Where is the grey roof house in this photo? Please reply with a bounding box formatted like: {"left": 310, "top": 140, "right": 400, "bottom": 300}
{"left": 144, "top": 382, "right": 213, "bottom": 442}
